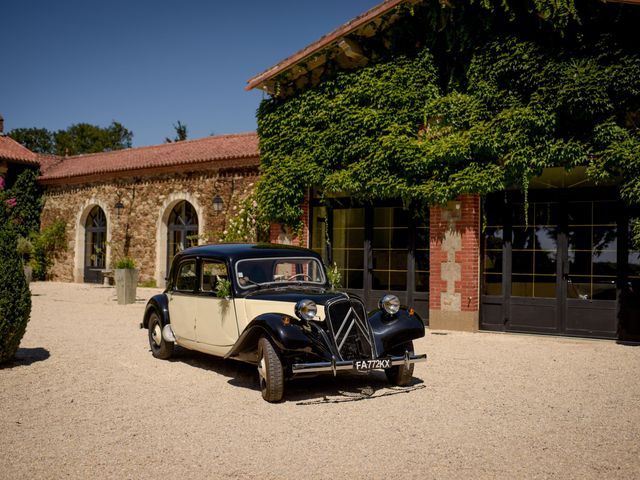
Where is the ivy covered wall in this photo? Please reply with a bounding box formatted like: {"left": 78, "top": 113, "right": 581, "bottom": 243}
{"left": 255, "top": 0, "right": 640, "bottom": 242}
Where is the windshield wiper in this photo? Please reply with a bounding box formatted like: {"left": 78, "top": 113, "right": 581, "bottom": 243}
{"left": 240, "top": 278, "right": 262, "bottom": 289}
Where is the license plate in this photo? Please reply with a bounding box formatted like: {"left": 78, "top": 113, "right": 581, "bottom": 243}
{"left": 354, "top": 358, "right": 391, "bottom": 371}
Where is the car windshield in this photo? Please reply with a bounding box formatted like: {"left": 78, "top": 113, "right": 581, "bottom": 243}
{"left": 235, "top": 257, "right": 326, "bottom": 289}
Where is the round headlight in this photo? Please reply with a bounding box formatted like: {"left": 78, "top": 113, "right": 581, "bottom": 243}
{"left": 295, "top": 299, "right": 317, "bottom": 321}
{"left": 379, "top": 294, "right": 400, "bottom": 315}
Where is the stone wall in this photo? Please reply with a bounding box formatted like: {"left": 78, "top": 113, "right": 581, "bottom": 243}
{"left": 41, "top": 166, "right": 259, "bottom": 286}
{"left": 429, "top": 194, "right": 481, "bottom": 331}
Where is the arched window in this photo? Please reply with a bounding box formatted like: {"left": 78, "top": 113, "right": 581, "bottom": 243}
{"left": 84, "top": 206, "right": 107, "bottom": 283}
{"left": 167, "top": 201, "right": 199, "bottom": 273}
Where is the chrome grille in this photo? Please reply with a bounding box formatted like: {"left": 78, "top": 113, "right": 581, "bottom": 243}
{"left": 325, "top": 297, "right": 375, "bottom": 361}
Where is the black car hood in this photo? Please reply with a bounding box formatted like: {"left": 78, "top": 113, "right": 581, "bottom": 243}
{"left": 245, "top": 288, "right": 349, "bottom": 306}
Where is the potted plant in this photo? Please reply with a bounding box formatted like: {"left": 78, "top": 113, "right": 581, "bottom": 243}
{"left": 114, "top": 257, "right": 138, "bottom": 305}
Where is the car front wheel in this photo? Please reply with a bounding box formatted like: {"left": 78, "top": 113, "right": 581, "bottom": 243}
{"left": 385, "top": 341, "right": 414, "bottom": 386}
{"left": 148, "top": 311, "right": 174, "bottom": 360}
{"left": 257, "top": 336, "right": 284, "bottom": 402}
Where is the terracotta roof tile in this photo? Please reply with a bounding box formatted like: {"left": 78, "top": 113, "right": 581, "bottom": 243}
{"left": 39, "top": 132, "right": 259, "bottom": 182}
{"left": 0, "top": 135, "right": 40, "bottom": 165}
{"left": 36, "top": 154, "right": 65, "bottom": 175}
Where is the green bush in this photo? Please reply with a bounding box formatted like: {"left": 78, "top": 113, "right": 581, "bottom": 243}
{"left": 31, "top": 220, "right": 67, "bottom": 280}
{"left": 0, "top": 193, "right": 32, "bottom": 364}
{"left": 16, "top": 236, "right": 33, "bottom": 264}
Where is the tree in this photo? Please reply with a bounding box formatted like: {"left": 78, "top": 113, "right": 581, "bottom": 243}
{"left": 0, "top": 177, "right": 32, "bottom": 364}
{"left": 54, "top": 122, "right": 133, "bottom": 156}
{"left": 6, "top": 169, "right": 42, "bottom": 238}
{"left": 8, "top": 122, "right": 133, "bottom": 156}
{"left": 165, "top": 121, "right": 188, "bottom": 143}
{"left": 8, "top": 128, "right": 54, "bottom": 154}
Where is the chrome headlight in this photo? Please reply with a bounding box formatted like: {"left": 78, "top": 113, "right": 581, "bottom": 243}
{"left": 295, "top": 299, "right": 317, "bottom": 321}
{"left": 379, "top": 294, "right": 400, "bottom": 315}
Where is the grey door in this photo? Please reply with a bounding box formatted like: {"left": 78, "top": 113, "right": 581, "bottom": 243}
{"left": 481, "top": 190, "right": 622, "bottom": 338}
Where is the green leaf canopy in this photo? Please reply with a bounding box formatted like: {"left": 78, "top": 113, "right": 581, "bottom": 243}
{"left": 256, "top": 0, "right": 640, "bottom": 235}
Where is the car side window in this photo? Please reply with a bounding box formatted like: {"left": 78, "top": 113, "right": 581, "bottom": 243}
{"left": 201, "top": 261, "right": 228, "bottom": 293}
{"left": 175, "top": 260, "right": 197, "bottom": 292}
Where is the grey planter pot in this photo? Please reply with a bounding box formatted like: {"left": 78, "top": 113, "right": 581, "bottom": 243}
{"left": 115, "top": 268, "right": 139, "bottom": 305}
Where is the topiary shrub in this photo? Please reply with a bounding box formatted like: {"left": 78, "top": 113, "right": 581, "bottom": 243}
{"left": 0, "top": 180, "right": 32, "bottom": 364}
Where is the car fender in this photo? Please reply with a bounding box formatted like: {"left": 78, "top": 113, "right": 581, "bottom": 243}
{"left": 225, "top": 313, "right": 321, "bottom": 364}
{"left": 143, "top": 294, "right": 170, "bottom": 329}
{"left": 368, "top": 308, "right": 425, "bottom": 356}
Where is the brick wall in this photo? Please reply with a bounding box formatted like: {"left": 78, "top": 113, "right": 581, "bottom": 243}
{"left": 269, "top": 190, "right": 310, "bottom": 247}
{"left": 429, "top": 194, "right": 480, "bottom": 331}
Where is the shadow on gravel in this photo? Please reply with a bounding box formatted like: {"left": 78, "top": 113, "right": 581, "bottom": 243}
{"left": 168, "top": 347, "right": 257, "bottom": 384}
{"left": 167, "top": 347, "right": 425, "bottom": 403}
{"left": 0, "top": 347, "right": 50, "bottom": 369}
{"left": 287, "top": 375, "right": 425, "bottom": 405}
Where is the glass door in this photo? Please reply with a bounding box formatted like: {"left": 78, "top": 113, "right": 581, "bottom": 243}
{"left": 331, "top": 207, "right": 365, "bottom": 299}
{"left": 167, "top": 201, "right": 199, "bottom": 274}
{"left": 311, "top": 201, "right": 429, "bottom": 320}
{"left": 564, "top": 200, "right": 618, "bottom": 336}
{"left": 370, "top": 207, "right": 410, "bottom": 309}
{"left": 84, "top": 206, "right": 107, "bottom": 283}
{"left": 481, "top": 190, "right": 621, "bottom": 338}
{"left": 508, "top": 200, "right": 561, "bottom": 334}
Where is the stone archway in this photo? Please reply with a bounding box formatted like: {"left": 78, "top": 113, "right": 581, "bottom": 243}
{"left": 166, "top": 201, "right": 198, "bottom": 271}
{"left": 74, "top": 199, "right": 112, "bottom": 283}
{"left": 83, "top": 206, "right": 107, "bottom": 283}
{"left": 155, "top": 193, "right": 205, "bottom": 287}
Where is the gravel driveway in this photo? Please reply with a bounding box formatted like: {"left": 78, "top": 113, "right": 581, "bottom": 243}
{"left": 1, "top": 282, "right": 639, "bottom": 479}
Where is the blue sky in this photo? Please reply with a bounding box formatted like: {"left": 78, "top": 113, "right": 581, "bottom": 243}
{"left": 1, "top": 0, "right": 381, "bottom": 147}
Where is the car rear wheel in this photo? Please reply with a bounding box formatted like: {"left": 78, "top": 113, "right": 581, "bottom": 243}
{"left": 257, "top": 337, "right": 284, "bottom": 402}
{"left": 148, "top": 311, "right": 174, "bottom": 360}
{"left": 385, "top": 341, "right": 414, "bottom": 386}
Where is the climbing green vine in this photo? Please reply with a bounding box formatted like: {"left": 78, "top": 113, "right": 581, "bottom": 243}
{"left": 256, "top": 0, "right": 640, "bottom": 242}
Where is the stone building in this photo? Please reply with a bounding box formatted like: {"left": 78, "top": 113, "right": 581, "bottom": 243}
{"left": 38, "top": 132, "right": 259, "bottom": 287}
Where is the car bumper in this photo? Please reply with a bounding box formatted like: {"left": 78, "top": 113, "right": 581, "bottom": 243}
{"left": 291, "top": 352, "right": 427, "bottom": 376}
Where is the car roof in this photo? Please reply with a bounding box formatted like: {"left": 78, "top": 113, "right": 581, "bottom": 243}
{"left": 174, "top": 243, "right": 323, "bottom": 263}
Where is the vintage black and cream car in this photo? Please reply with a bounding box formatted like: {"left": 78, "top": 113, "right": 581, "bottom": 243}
{"left": 143, "top": 244, "right": 427, "bottom": 402}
